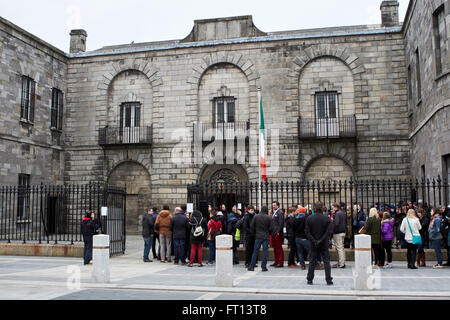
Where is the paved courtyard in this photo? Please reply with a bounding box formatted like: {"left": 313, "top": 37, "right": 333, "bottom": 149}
{"left": 0, "top": 236, "right": 449, "bottom": 300}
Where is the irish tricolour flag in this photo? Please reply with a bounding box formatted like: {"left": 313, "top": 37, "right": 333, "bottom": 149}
{"left": 259, "top": 91, "right": 267, "bottom": 182}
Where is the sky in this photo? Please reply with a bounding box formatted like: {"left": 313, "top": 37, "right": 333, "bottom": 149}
{"left": 0, "top": 0, "right": 410, "bottom": 53}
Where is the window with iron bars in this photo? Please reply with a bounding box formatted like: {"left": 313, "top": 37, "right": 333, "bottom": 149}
{"left": 20, "top": 76, "right": 36, "bottom": 123}
{"left": 51, "top": 88, "right": 64, "bottom": 130}
{"left": 17, "top": 174, "right": 30, "bottom": 219}
{"left": 433, "top": 4, "right": 446, "bottom": 76}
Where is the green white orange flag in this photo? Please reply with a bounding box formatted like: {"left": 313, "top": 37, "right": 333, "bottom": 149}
{"left": 259, "top": 91, "right": 267, "bottom": 182}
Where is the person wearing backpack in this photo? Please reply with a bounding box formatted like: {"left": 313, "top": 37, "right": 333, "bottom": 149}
{"left": 429, "top": 207, "right": 443, "bottom": 269}
{"left": 243, "top": 205, "right": 257, "bottom": 268}
{"left": 207, "top": 211, "right": 222, "bottom": 264}
{"left": 227, "top": 209, "right": 240, "bottom": 265}
{"left": 188, "top": 210, "right": 207, "bottom": 267}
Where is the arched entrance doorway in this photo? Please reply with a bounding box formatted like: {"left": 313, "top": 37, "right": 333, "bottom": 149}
{"left": 198, "top": 165, "right": 248, "bottom": 213}
{"left": 108, "top": 161, "right": 151, "bottom": 235}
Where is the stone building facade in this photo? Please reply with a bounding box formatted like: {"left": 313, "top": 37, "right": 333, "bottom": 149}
{"left": 0, "top": 0, "right": 448, "bottom": 233}
{"left": 404, "top": 0, "right": 449, "bottom": 189}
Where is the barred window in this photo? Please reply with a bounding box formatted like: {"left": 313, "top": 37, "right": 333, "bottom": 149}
{"left": 51, "top": 88, "right": 64, "bottom": 130}
{"left": 21, "top": 76, "right": 36, "bottom": 122}
{"left": 433, "top": 5, "right": 445, "bottom": 75}
{"left": 17, "top": 174, "right": 30, "bottom": 219}
{"left": 415, "top": 48, "right": 422, "bottom": 102}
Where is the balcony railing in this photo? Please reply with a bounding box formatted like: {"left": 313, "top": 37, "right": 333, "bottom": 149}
{"left": 298, "top": 115, "right": 356, "bottom": 139}
{"left": 99, "top": 126, "right": 152, "bottom": 146}
{"left": 194, "top": 121, "right": 250, "bottom": 142}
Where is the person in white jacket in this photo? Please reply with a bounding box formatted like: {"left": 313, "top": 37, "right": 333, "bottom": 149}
{"left": 400, "top": 209, "right": 422, "bottom": 269}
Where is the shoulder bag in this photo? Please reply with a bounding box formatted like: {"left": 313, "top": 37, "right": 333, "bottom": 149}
{"left": 407, "top": 218, "right": 422, "bottom": 245}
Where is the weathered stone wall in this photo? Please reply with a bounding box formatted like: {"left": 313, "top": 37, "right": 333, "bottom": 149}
{"left": 404, "top": 0, "right": 449, "bottom": 179}
{"left": 0, "top": 18, "right": 67, "bottom": 186}
{"left": 63, "top": 23, "right": 411, "bottom": 214}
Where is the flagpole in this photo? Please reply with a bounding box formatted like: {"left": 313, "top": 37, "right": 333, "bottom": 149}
{"left": 257, "top": 87, "right": 262, "bottom": 211}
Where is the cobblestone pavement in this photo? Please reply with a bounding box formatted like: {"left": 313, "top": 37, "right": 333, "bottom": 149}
{"left": 0, "top": 236, "right": 449, "bottom": 300}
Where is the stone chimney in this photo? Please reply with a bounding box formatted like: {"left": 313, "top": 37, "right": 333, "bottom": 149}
{"left": 69, "top": 29, "right": 87, "bottom": 53}
{"left": 380, "top": 1, "right": 399, "bottom": 27}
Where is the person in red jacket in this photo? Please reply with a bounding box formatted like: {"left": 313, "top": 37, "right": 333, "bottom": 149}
{"left": 207, "top": 210, "right": 223, "bottom": 264}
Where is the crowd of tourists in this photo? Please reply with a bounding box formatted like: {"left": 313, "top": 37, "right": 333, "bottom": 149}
{"left": 80, "top": 200, "right": 450, "bottom": 279}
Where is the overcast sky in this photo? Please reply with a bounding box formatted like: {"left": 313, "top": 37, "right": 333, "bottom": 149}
{"left": 0, "top": 0, "right": 410, "bottom": 53}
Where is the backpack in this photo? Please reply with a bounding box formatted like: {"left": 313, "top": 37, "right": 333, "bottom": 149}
{"left": 192, "top": 216, "right": 204, "bottom": 238}
{"left": 212, "top": 220, "right": 222, "bottom": 239}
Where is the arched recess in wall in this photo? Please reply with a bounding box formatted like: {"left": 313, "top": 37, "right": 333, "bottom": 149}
{"left": 106, "top": 69, "right": 153, "bottom": 126}
{"left": 107, "top": 160, "right": 151, "bottom": 235}
{"left": 303, "top": 155, "right": 355, "bottom": 182}
{"left": 97, "top": 58, "right": 163, "bottom": 129}
{"left": 287, "top": 45, "right": 366, "bottom": 124}
{"left": 187, "top": 52, "right": 261, "bottom": 181}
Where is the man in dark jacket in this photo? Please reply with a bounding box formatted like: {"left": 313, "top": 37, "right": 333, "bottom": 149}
{"left": 248, "top": 206, "right": 273, "bottom": 272}
{"left": 243, "top": 205, "right": 257, "bottom": 268}
{"left": 331, "top": 203, "right": 347, "bottom": 268}
{"left": 271, "top": 201, "right": 284, "bottom": 267}
{"left": 142, "top": 208, "right": 154, "bottom": 262}
{"left": 305, "top": 201, "right": 333, "bottom": 285}
{"left": 81, "top": 210, "right": 100, "bottom": 265}
{"left": 227, "top": 210, "right": 240, "bottom": 264}
{"left": 286, "top": 207, "right": 298, "bottom": 268}
{"left": 151, "top": 207, "right": 160, "bottom": 260}
{"left": 170, "top": 207, "right": 189, "bottom": 265}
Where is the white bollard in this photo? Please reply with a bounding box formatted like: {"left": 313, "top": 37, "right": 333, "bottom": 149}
{"left": 353, "top": 234, "right": 372, "bottom": 290}
{"left": 215, "top": 234, "right": 233, "bottom": 287}
{"left": 92, "top": 234, "right": 110, "bottom": 283}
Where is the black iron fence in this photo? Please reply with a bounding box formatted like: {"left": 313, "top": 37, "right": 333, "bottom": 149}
{"left": 0, "top": 182, "right": 126, "bottom": 256}
{"left": 298, "top": 115, "right": 356, "bottom": 139}
{"left": 99, "top": 125, "right": 152, "bottom": 146}
{"left": 188, "top": 177, "right": 450, "bottom": 220}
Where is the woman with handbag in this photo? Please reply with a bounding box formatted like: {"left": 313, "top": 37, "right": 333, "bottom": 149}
{"left": 400, "top": 209, "right": 422, "bottom": 269}
{"left": 360, "top": 207, "right": 382, "bottom": 266}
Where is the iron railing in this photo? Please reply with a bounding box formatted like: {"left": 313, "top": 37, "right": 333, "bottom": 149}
{"left": 188, "top": 177, "right": 450, "bottom": 222}
{"left": 0, "top": 182, "right": 127, "bottom": 256}
{"left": 194, "top": 121, "right": 250, "bottom": 141}
{"left": 99, "top": 126, "right": 152, "bottom": 146}
{"left": 298, "top": 115, "right": 356, "bottom": 139}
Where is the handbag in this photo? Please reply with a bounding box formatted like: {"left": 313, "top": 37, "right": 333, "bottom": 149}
{"left": 407, "top": 218, "right": 422, "bottom": 245}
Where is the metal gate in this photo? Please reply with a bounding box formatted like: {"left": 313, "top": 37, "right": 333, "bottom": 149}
{"left": 0, "top": 182, "right": 127, "bottom": 257}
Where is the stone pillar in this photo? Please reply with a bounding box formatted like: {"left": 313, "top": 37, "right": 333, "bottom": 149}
{"left": 353, "top": 234, "right": 372, "bottom": 290}
{"left": 380, "top": 1, "right": 399, "bottom": 27}
{"left": 92, "top": 234, "right": 110, "bottom": 283}
{"left": 70, "top": 29, "right": 87, "bottom": 53}
{"left": 215, "top": 234, "right": 233, "bottom": 287}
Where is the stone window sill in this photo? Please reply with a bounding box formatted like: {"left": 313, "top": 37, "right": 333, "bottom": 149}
{"left": 20, "top": 119, "right": 34, "bottom": 126}
{"left": 50, "top": 127, "right": 62, "bottom": 133}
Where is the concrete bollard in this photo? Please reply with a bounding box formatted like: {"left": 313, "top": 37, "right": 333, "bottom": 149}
{"left": 215, "top": 234, "right": 233, "bottom": 287}
{"left": 92, "top": 234, "right": 110, "bottom": 283}
{"left": 353, "top": 234, "right": 372, "bottom": 290}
